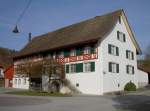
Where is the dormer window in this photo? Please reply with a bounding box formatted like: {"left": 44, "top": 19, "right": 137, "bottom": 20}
{"left": 117, "top": 31, "right": 126, "bottom": 42}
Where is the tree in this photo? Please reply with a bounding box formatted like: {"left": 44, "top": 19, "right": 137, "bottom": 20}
{"left": 145, "top": 45, "right": 150, "bottom": 60}
{"left": 14, "top": 57, "right": 65, "bottom": 91}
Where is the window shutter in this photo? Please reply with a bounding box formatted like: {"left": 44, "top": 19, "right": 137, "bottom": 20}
{"left": 126, "top": 50, "right": 128, "bottom": 59}
{"left": 123, "top": 34, "right": 126, "bottom": 42}
{"left": 90, "top": 62, "right": 95, "bottom": 72}
{"left": 109, "top": 62, "right": 112, "bottom": 72}
{"left": 126, "top": 65, "right": 129, "bottom": 74}
{"left": 91, "top": 46, "right": 95, "bottom": 54}
{"left": 132, "top": 52, "right": 134, "bottom": 60}
{"left": 108, "top": 44, "right": 111, "bottom": 54}
{"left": 116, "top": 47, "right": 119, "bottom": 56}
{"left": 117, "top": 64, "right": 119, "bottom": 73}
{"left": 76, "top": 47, "right": 83, "bottom": 56}
{"left": 76, "top": 63, "right": 83, "bottom": 73}
{"left": 64, "top": 50, "right": 70, "bottom": 57}
{"left": 117, "top": 31, "right": 120, "bottom": 40}
{"left": 132, "top": 67, "right": 134, "bottom": 74}
{"left": 66, "top": 65, "right": 69, "bottom": 73}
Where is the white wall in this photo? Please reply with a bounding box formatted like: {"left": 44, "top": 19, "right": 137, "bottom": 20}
{"left": 138, "top": 69, "right": 148, "bottom": 87}
{"left": 101, "top": 17, "right": 139, "bottom": 93}
{"left": 13, "top": 77, "right": 29, "bottom": 89}
{"left": 0, "top": 68, "right": 4, "bottom": 77}
{"left": 66, "top": 53, "right": 103, "bottom": 95}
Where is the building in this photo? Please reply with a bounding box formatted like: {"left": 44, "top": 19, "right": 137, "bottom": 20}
{"left": 0, "top": 65, "right": 4, "bottom": 87}
{"left": 0, "top": 56, "right": 13, "bottom": 87}
{"left": 137, "top": 61, "right": 150, "bottom": 87}
{"left": 4, "top": 65, "right": 14, "bottom": 88}
{"left": 13, "top": 9, "right": 144, "bottom": 95}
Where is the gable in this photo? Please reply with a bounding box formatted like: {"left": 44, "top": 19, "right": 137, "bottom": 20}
{"left": 121, "top": 11, "right": 142, "bottom": 54}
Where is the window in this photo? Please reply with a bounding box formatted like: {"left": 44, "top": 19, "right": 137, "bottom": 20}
{"left": 84, "top": 62, "right": 95, "bottom": 72}
{"left": 18, "top": 79, "right": 21, "bottom": 85}
{"left": 109, "top": 62, "right": 119, "bottom": 73}
{"left": 126, "top": 65, "right": 134, "bottom": 74}
{"left": 84, "top": 62, "right": 91, "bottom": 72}
{"left": 108, "top": 44, "right": 119, "bottom": 56}
{"left": 24, "top": 78, "right": 26, "bottom": 85}
{"left": 76, "top": 47, "right": 83, "bottom": 56}
{"left": 58, "top": 51, "right": 64, "bottom": 58}
{"left": 15, "top": 79, "right": 17, "bottom": 85}
{"left": 52, "top": 53, "right": 56, "bottom": 59}
{"left": 65, "top": 62, "right": 95, "bottom": 73}
{"left": 84, "top": 47, "right": 91, "bottom": 54}
{"left": 126, "top": 50, "right": 134, "bottom": 60}
{"left": 70, "top": 64, "right": 76, "bottom": 73}
{"left": 117, "top": 31, "right": 126, "bottom": 42}
{"left": 70, "top": 49, "right": 76, "bottom": 56}
{"left": 64, "top": 49, "right": 70, "bottom": 57}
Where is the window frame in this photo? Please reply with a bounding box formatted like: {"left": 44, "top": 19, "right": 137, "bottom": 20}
{"left": 70, "top": 64, "right": 76, "bottom": 73}
{"left": 109, "top": 62, "right": 119, "bottom": 73}
{"left": 126, "top": 65, "right": 134, "bottom": 74}
{"left": 70, "top": 49, "right": 76, "bottom": 56}
{"left": 108, "top": 44, "right": 119, "bottom": 56}
{"left": 126, "top": 50, "right": 134, "bottom": 60}
{"left": 117, "top": 31, "right": 126, "bottom": 42}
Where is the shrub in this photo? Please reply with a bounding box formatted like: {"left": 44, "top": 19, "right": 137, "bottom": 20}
{"left": 124, "top": 81, "right": 136, "bottom": 91}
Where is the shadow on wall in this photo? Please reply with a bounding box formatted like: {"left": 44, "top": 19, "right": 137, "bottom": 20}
{"left": 112, "top": 95, "right": 150, "bottom": 111}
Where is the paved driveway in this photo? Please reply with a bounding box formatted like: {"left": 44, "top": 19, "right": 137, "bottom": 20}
{"left": 0, "top": 89, "right": 150, "bottom": 111}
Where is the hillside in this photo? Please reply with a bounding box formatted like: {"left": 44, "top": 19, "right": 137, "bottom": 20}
{"left": 0, "top": 47, "right": 16, "bottom": 56}
{"left": 0, "top": 47, "right": 17, "bottom": 69}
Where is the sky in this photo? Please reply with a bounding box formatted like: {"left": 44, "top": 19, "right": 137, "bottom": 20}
{"left": 0, "top": 0, "right": 150, "bottom": 57}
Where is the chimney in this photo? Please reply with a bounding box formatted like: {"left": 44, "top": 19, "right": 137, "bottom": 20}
{"left": 28, "top": 32, "right": 32, "bottom": 42}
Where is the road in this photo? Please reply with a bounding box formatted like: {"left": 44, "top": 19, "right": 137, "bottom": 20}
{"left": 0, "top": 89, "right": 150, "bottom": 111}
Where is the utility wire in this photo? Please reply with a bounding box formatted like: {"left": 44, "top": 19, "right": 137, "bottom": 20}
{"left": 15, "top": 0, "right": 32, "bottom": 25}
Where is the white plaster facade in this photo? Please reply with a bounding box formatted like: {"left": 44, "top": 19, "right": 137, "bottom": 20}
{"left": 101, "top": 17, "right": 139, "bottom": 93}
{"left": 12, "top": 77, "right": 29, "bottom": 89}
{"left": 65, "top": 16, "right": 140, "bottom": 95}
{"left": 0, "top": 67, "right": 4, "bottom": 77}
{"left": 12, "top": 11, "right": 148, "bottom": 95}
{"left": 137, "top": 70, "right": 148, "bottom": 87}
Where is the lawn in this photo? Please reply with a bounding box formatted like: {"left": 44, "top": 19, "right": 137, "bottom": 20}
{"left": 6, "top": 91, "right": 71, "bottom": 97}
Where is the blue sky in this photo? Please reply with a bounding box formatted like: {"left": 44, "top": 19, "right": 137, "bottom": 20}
{"left": 0, "top": 0, "right": 150, "bottom": 56}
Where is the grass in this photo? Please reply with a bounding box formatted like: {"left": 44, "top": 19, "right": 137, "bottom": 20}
{"left": 6, "top": 91, "right": 71, "bottom": 97}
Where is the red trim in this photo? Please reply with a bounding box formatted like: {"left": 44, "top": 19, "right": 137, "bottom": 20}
{"left": 56, "top": 48, "right": 98, "bottom": 64}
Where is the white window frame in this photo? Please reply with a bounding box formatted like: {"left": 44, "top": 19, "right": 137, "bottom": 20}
{"left": 18, "top": 78, "right": 21, "bottom": 85}
{"left": 109, "top": 62, "right": 119, "bottom": 73}
{"left": 84, "top": 47, "right": 91, "bottom": 54}
{"left": 127, "top": 65, "right": 134, "bottom": 74}
{"left": 70, "top": 49, "right": 76, "bottom": 56}
{"left": 126, "top": 50, "right": 134, "bottom": 60}
{"left": 118, "top": 31, "right": 125, "bottom": 42}
{"left": 84, "top": 62, "right": 91, "bottom": 72}
{"left": 109, "top": 44, "right": 119, "bottom": 56}
{"left": 70, "top": 64, "right": 76, "bottom": 73}
{"left": 23, "top": 78, "right": 26, "bottom": 85}
{"left": 15, "top": 79, "right": 17, "bottom": 85}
